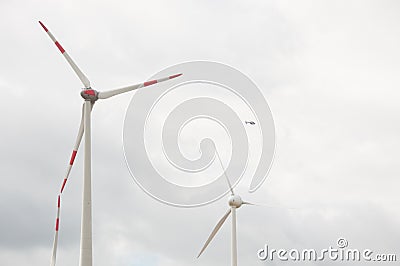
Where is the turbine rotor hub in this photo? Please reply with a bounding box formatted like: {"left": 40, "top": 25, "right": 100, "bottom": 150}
{"left": 80, "top": 88, "right": 98, "bottom": 102}
{"left": 228, "top": 195, "right": 243, "bottom": 208}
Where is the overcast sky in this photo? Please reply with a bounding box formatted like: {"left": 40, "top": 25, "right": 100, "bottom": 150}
{"left": 0, "top": 0, "right": 399, "bottom": 265}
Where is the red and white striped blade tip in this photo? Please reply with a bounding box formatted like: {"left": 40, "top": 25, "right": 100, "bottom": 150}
{"left": 169, "top": 73, "right": 183, "bottom": 79}
{"left": 38, "top": 21, "right": 48, "bottom": 32}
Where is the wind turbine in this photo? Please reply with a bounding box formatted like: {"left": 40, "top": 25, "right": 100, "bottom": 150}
{"left": 38, "top": 21, "right": 182, "bottom": 266}
{"left": 197, "top": 150, "right": 255, "bottom": 266}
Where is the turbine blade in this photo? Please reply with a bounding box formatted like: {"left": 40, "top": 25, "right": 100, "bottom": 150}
{"left": 39, "top": 21, "right": 91, "bottom": 88}
{"left": 197, "top": 208, "right": 231, "bottom": 258}
{"left": 242, "top": 201, "right": 256, "bottom": 205}
{"left": 59, "top": 104, "right": 85, "bottom": 194}
{"left": 97, "top": 73, "right": 182, "bottom": 99}
{"left": 50, "top": 196, "right": 60, "bottom": 266}
{"left": 243, "top": 201, "right": 298, "bottom": 210}
{"left": 50, "top": 104, "right": 88, "bottom": 266}
{"left": 215, "top": 148, "right": 234, "bottom": 195}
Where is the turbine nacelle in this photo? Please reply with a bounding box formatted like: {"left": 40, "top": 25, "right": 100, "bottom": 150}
{"left": 80, "top": 89, "right": 99, "bottom": 102}
{"left": 228, "top": 195, "right": 243, "bottom": 208}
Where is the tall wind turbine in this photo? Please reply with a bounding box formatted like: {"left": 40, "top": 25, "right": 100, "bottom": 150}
{"left": 197, "top": 150, "right": 255, "bottom": 266}
{"left": 38, "top": 21, "right": 182, "bottom": 266}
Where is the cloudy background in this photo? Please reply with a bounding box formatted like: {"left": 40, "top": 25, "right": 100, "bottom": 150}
{"left": 0, "top": 0, "right": 399, "bottom": 265}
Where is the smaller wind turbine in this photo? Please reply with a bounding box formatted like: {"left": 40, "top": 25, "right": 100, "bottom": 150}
{"left": 197, "top": 149, "right": 256, "bottom": 266}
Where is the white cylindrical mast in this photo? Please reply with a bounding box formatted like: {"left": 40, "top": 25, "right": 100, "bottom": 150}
{"left": 231, "top": 207, "right": 237, "bottom": 266}
{"left": 80, "top": 101, "right": 93, "bottom": 266}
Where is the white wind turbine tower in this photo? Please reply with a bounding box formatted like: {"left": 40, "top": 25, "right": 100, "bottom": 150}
{"left": 38, "top": 21, "right": 182, "bottom": 266}
{"left": 197, "top": 150, "right": 256, "bottom": 266}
